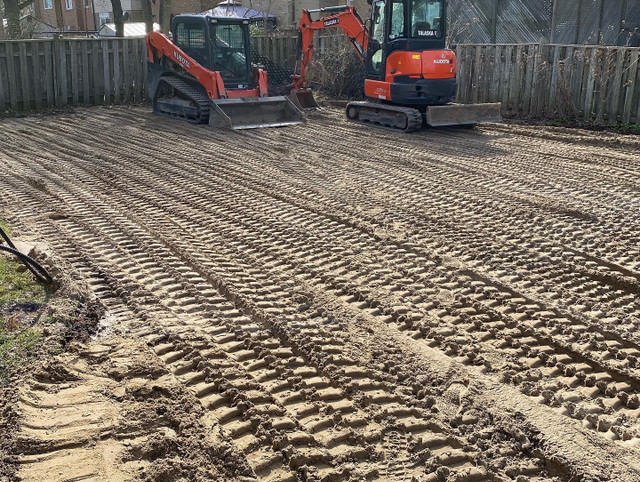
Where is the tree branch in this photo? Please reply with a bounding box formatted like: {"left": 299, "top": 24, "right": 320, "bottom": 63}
{"left": 17, "top": 0, "right": 33, "bottom": 10}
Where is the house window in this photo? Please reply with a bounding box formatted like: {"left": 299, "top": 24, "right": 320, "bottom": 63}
{"left": 43, "top": 0, "right": 52, "bottom": 10}
{"left": 65, "top": 0, "right": 73, "bottom": 9}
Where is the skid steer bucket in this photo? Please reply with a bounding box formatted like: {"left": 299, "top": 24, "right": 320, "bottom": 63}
{"left": 209, "top": 96, "right": 305, "bottom": 130}
{"left": 287, "top": 89, "right": 321, "bottom": 110}
{"left": 425, "top": 103, "right": 502, "bottom": 127}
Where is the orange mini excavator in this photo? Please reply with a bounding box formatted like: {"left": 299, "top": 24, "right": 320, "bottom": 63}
{"left": 146, "top": 15, "right": 304, "bottom": 129}
{"left": 290, "top": 0, "right": 501, "bottom": 131}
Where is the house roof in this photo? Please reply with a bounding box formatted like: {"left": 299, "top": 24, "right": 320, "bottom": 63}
{"left": 98, "top": 22, "right": 160, "bottom": 37}
{"left": 200, "top": 1, "right": 276, "bottom": 20}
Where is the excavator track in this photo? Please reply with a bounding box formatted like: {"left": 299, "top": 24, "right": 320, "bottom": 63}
{"left": 153, "top": 75, "right": 211, "bottom": 124}
{"left": 345, "top": 101, "right": 423, "bottom": 132}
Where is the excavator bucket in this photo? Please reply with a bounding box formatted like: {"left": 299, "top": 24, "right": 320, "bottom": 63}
{"left": 425, "top": 103, "right": 503, "bottom": 127}
{"left": 209, "top": 96, "right": 305, "bottom": 130}
{"left": 287, "top": 89, "right": 321, "bottom": 110}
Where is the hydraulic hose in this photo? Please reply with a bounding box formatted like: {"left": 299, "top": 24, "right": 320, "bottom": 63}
{"left": 0, "top": 226, "right": 53, "bottom": 285}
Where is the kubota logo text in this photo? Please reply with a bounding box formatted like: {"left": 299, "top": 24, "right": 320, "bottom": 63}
{"left": 174, "top": 51, "right": 191, "bottom": 69}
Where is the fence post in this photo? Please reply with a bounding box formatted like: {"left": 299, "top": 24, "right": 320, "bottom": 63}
{"left": 550, "top": 0, "right": 559, "bottom": 43}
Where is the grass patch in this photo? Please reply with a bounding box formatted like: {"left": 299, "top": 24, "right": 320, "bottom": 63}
{"left": 0, "top": 321, "right": 42, "bottom": 383}
{"left": 0, "top": 220, "right": 49, "bottom": 383}
{"left": 0, "top": 255, "right": 48, "bottom": 304}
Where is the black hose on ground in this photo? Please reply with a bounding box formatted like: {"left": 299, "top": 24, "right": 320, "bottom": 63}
{"left": 0, "top": 226, "right": 53, "bottom": 285}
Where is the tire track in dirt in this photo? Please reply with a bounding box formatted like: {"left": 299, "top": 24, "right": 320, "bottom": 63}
{"left": 1, "top": 134, "right": 552, "bottom": 480}
{"left": 22, "top": 116, "right": 639, "bottom": 445}
{"left": 2, "top": 106, "right": 640, "bottom": 480}
{"left": 3, "top": 174, "right": 489, "bottom": 480}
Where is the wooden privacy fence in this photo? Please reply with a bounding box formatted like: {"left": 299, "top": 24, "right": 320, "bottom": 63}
{"left": 252, "top": 35, "right": 347, "bottom": 71}
{"left": 455, "top": 44, "right": 640, "bottom": 124}
{"left": 0, "top": 38, "right": 147, "bottom": 112}
{"left": 1, "top": 36, "right": 640, "bottom": 125}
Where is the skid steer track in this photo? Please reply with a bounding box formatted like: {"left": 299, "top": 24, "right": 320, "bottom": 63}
{"left": 153, "top": 76, "right": 211, "bottom": 124}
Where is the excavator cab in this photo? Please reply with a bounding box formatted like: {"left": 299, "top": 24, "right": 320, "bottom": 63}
{"left": 172, "top": 16, "right": 253, "bottom": 89}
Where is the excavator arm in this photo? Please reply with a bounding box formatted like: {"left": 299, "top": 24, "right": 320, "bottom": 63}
{"left": 292, "top": 6, "right": 369, "bottom": 91}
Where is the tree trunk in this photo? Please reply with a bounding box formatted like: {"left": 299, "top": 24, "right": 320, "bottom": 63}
{"left": 53, "top": 0, "right": 63, "bottom": 32}
{"left": 4, "top": 0, "right": 20, "bottom": 38}
{"left": 110, "top": 0, "right": 123, "bottom": 36}
{"left": 141, "top": 0, "right": 153, "bottom": 33}
{"left": 0, "top": 0, "right": 6, "bottom": 39}
{"left": 159, "top": 0, "right": 171, "bottom": 34}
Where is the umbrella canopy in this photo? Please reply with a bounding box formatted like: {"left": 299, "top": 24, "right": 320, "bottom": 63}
{"left": 98, "top": 22, "right": 160, "bottom": 37}
{"left": 200, "top": 1, "right": 277, "bottom": 21}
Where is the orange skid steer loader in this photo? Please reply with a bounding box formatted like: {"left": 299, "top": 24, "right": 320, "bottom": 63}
{"left": 146, "top": 15, "right": 304, "bottom": 129}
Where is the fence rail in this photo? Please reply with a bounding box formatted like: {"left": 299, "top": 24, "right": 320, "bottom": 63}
{"left": 0, "top": 37, "right": 639, "bottom": 125}
{"left": 0, "top": 37, "right": 147, "bottom": 112}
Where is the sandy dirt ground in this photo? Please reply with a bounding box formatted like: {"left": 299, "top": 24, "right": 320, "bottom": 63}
{"left": 1, "top": 106, "right": 640, "bottom": 482}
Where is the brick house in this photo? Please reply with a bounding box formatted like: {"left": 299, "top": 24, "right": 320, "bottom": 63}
{"left": 32, "top": 0, "right": 96, "bottom": 31}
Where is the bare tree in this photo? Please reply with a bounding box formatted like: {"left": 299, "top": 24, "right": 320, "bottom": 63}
{"left": 53, "top": 0, "right": 63, "bottom": 32}
{"left": 159, "top": 0, "right": 171, "bottom": 33}
{"left": 0, "top": 0, "right": 6, "bottom": 38}
{"left": 3, "top": 0, "right": 35, "bottom": 38}
{"left": 140, "top": 0, "right": 153, "bottom": 33}
{"left": 110, "top": 0, "right": 123, "bottom": 36}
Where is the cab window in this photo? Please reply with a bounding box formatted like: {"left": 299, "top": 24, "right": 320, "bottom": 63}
{"left": 389, "top": 0, "right": 405, "bottom": 40}
{"left": 411, "top": 0, "right": 443, "bottom": 38}
{"left": 212, "top": 23, "right": 249, "bottom": 82}
{"left": 176, "top": 22, "right": 206, "bottom": 48}
{"left": 369, "top": 1, "right": 385, "bottom": 75}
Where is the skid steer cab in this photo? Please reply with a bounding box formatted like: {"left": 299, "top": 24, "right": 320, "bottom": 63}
{"left": 146, "top": 15, "right": 304, "bottom": 129}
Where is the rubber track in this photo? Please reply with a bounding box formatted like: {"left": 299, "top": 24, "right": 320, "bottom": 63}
{"left": 346, "top": 102, "right": 423, "bottom": 132}
{"left": 154, "top": 75, "right": 211, "bottom": 124}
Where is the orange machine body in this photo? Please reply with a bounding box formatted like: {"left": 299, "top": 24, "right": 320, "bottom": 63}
{"left": 146, "top": 30, "right": 268, "bottom": 101}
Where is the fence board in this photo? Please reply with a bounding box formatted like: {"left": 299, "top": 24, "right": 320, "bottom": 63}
{"left": 59, "top": 40, "right": 68, "bottom": 106}
{"left": 70, "top": 41, "right": 79, "bottom": 105}
{"left": 32, "top": 43, "right": 42, "bottom": 109}
{"left": 18, "top": 42, "right": 30, "bottom": 109}
{"left": 0, "top": 45, "right": 7, "bottom": 109}
{"left": 102, "top": 40, "right": 111, "bottom": 104}
{"left": 81, "top": 41, "right": 90, "bottom": 104}
{"left": 622, "top": 50, "right": 639, "bottom": 124}
{"left": 44, "top": 41, "right": 54, "bottom": 106}
{"left": 583, "top": 48, "right": 598, "bottom": 120}
{"left": 608, "top": 49, "right": 625, "bottom": 122}
{"left": 5, "top": 43, "right": 19, "bottom": 111}
{"left": 123, "top": 40, "right": 132, "bottom": 102}
{"left": 113, "top": 40, "right": 121, "bottom": 102}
